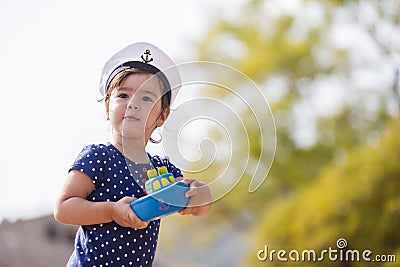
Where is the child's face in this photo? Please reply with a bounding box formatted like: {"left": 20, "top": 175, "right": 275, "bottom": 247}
{"left": 107, "top": 73, "right": 169, "bottom": 142}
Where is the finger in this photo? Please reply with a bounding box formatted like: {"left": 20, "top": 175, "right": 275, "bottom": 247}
{"left": 123, "top": 196, "right": 137, "bottom": 203}
{"left": 128, "top": 212, "right": 149, "bottom": 229}
{"left": 179, "top": 207, "right": 192, "bottom": 215}
{"left": 185, "top": 180, "right": 201, "bottom": 197}
{"left": 185, "top": 186, "right": 198, "bottom": 198}
{"left": 137, "top": 221, "right": 149, "bottom": 229}
{"left": 127, "top": 211, "right": 136, "bottom": 223}
{"left": 183, "top": 178, "right": 196, "bottom": 185}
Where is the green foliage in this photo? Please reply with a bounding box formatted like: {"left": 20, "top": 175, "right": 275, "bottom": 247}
{"left": 246, "top": 117, "right": 400, "bottom": 266}
{"left": 194, "top": 0, "right": 399, "bottom": 214}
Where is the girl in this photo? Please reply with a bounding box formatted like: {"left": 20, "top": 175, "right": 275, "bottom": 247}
{"left": 54, "top": 42, "right": 212, "bottom": 266}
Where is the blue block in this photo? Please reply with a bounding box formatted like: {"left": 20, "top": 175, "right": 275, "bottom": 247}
{"left": 130, "top": 181, "right": 190, "bottom": 221}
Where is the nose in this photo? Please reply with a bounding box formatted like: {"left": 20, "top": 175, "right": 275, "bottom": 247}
{"left": 128, "top": 105, "right": 139, "bottom": 110}
{"left": 127, "top": 102, "right": 139, "bottom": 110}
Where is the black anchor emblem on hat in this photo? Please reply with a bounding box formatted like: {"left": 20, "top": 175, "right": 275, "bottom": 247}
{"left": 141, "top": 49, "right": 154, "bottom": 63}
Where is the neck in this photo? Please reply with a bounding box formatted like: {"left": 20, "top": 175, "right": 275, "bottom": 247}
{"left": 111, "top": 132, "right": 150, "bottom": 164}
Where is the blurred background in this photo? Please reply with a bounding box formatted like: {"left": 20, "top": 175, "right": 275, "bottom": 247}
{"left": 1, "top": 0, "right": 399, "bottom": 266}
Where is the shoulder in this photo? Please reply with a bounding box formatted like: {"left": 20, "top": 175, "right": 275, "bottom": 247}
{"left": 77, "top": 143, "right": 120, "bottom": 158}
{"left": 72, "top": 143, "right": 123, "bottom": 168}
{"left": 69, "top": 143, "right": 123, "bottom": 183}
{"left": 149, "top": 154, "right": 172, "bottom": 167}
{"left": 149, "top": 155, "right": 183, "bottom": 177}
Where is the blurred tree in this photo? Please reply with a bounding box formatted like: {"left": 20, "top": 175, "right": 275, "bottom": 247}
{"left": 194, "top": 0, "right": 399, "bottom": 216}
{"left": 246, "top": 116, "right": 400, "bottom": 267}
{"left": 188, "top": 0, "right": 400, "bottom": 266}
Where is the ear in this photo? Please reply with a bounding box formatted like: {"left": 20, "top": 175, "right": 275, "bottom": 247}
{"left": 156, "top": 108, "right": 170, "bottom": 127}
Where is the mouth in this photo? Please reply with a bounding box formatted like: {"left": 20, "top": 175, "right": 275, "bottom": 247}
{"left": 123, "top": 115, "right": 140, "bottom": 121}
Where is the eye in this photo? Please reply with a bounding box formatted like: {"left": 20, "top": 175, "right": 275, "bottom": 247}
{"left": 142, "top": 96, "right": 154, "bottom": 102}
{"left": 118, "top": 93, "right": 129, "bottom": 99}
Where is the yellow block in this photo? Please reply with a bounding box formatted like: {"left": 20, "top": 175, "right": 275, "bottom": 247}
{"left": 153, "top": 180, "right": 161, "bottom": 191}
{"left": 161, "top": 178, "right": 170, "bottom": 187}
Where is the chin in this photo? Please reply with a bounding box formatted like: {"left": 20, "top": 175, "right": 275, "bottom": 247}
{"left": 121, "top": 130, "right": 145, "bottom": 140}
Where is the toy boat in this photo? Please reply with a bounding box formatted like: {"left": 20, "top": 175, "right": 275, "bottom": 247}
{"left": 130, "top": 166, "right": 189, "bottom": 221}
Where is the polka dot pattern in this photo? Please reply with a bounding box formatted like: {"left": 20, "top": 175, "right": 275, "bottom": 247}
{"left": 66, "top": 143, "right": 182, "bottom": 267}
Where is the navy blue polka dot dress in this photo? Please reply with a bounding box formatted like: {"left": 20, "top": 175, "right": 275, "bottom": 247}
{"left": 66, "top": 143, "right": 183, "bottom": 267}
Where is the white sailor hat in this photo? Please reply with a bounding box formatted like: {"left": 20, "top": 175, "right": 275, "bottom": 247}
{"left": 99, "top": 42, "right": 181, "bottom": 106}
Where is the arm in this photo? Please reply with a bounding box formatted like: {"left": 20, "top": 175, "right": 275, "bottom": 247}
{"left": 177, "top": 178, "right": 212, "bottom": 217}
{"left": 54, "top": 170, "right": 148, "bottom": 229}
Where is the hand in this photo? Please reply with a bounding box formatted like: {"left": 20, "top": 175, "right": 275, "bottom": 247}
{"left": 178, "top": 178, "right": 212, "bottom": 216}
{"left": 111, "top": 196, "right": 149, "bottom": 229}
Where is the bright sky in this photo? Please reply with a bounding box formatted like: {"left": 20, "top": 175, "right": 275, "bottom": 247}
{"left": 0, "top": 0, "right": 245, "bottom": 222}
